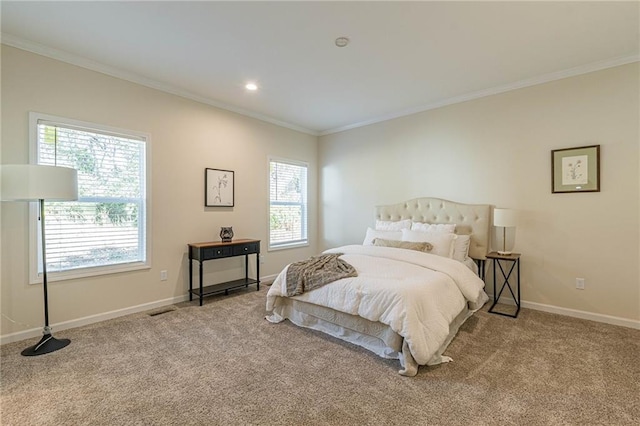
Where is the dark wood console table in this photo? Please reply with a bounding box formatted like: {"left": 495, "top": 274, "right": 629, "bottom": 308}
{"left": 188, "top": 239, "right": 260, "bottom": 306}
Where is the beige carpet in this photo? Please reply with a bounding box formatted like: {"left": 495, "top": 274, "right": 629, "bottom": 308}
{"left": 1, "top": 287, "right": 638, "bottom": 425}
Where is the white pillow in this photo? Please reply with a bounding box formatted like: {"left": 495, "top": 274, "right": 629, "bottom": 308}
{"left": 375, "top": 219, "right": 411, "bottom": 231}
{"left": 401, "top": 229, "right": 456, "bottom": 258}
{"left": 363, "top": 228, "right": 402, "bottom": 246}
{"left": 452, "top": 234, "right": 471, "bottom": 262}
{"left": 410, "top": 222, "right": 456, "bottom": 233}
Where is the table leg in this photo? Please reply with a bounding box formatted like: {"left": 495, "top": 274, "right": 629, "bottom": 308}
{"left": 199, "top": 260, "right": 203, "bottom": 306}
{"left": 492, "top": 259, "right": 497, "bottom": 304}
{"left": 256, "top": 252, "right": 260, "bottom": 291}
{"left": 516, "top": 259, "right": 521, "bottom": 315}
{"left": 245, "top": 254, "right": 249, "bottom": 287}
{"left": 189, "top": 258, "right": 193, "bottom": 302}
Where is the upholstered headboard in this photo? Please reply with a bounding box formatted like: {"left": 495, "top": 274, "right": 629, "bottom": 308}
{"left": 375, "top": 197, "right": 491, "bottom": 260}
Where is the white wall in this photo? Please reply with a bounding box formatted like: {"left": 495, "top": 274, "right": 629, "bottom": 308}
{"left": 319, "top": 63, "right": 639, "bottom": 323}
{"left": 1, "top": 46, "right": 318, "bottom": 338}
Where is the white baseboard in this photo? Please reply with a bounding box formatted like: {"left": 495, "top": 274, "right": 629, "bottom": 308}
{"left": 1, "top": 275, "right": 279, "bottom": 346}
{"left": 260, "top": 274, "right": 278, "bottom": 285}
{"left": 6, "top": 282, "right": 634, "bottom": 346}
{"left": 522, "top": 300, "right": 640, "bottom": 329}
{"left": 488, "top": 294, "right": 640, "bottom": 330}
{"left": 1, "top": 294, "right": 189, "bottom": 346}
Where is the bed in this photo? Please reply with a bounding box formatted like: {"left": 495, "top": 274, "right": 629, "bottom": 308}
{"left": 266, "top": 197, "right": 491, "bottom": 376}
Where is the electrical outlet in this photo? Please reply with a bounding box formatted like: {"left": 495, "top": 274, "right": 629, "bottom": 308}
{"left": 260, "top": 254, "right": 265, "bottom": 265}
{"left": 576, "top": 278, "right": 585, "bottom": 290}
{"left": 160, "top": 270, "right": 168, "bottom": 281}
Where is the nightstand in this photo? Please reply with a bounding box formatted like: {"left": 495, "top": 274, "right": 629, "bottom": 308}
{"left": 486, "top": 252, "right": 521, "bottom": 318}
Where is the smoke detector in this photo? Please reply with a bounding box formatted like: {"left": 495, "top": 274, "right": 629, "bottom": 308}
{"left": 335, "top": 37, "right": 350, "bottom": 48}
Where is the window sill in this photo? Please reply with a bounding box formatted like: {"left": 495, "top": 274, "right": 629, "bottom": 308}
{"left": 30, "top": 262, "right": 151, "bottom": 284}
{"left": 268, "top": 242, "right": 309, "bottom": 252}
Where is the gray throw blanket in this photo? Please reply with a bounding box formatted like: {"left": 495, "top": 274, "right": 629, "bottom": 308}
{"left": 285, "top": 253, "right": 357, "bottom": 297}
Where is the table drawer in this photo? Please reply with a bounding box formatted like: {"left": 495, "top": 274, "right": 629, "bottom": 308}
{"left": 203, "top": 246, "right": 232, "bottom": 260}
{"left": 233, "top": 242, "right": 260, "bottom": 255}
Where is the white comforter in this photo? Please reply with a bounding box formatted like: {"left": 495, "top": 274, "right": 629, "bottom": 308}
{"left": 266, "top": 245, "right": 488, "bottom": 367}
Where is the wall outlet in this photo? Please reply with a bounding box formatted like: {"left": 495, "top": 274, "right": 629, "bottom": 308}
{"left": 576, "top": 278, "right": 585, "bottom": 290}
{"left": 260, "top": 254, "right": 265, "bottom": 265}
{"left": 160, "top": 270, "right": 168, "bottom": 281}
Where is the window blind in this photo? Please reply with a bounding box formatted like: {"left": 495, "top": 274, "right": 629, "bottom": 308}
{"left": 269, "top": 159, "right": 307, "bottom": 248}
{"left": 36, "top": 119, "right": 147, "bottom": 273}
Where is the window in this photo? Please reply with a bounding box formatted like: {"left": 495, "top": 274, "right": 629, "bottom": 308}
{"left": 30, "top": 113, "right": 150, "bottom": 281}
{"left": 269, "top": 158, "right": 308, "bottom": 249}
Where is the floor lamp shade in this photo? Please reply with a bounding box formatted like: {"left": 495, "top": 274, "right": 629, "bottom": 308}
{"left": 1, "top": 164, "right": 78, "bottom": 201}
{"left": 493, "top": 208, "right": 517, "bottom": 255}
{"left": 1, "top": 164, "right": 78, "bottom": 356}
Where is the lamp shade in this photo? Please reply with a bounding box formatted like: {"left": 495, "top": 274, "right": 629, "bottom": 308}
{"left": 493, "top": 208, "right": 517, "bottom": 228}
{"left": 1, "top": 164, "right": 78, "bottom": 201}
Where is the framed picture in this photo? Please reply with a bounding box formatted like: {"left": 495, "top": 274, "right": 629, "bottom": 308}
{"left": 205, "top": 168, "right": 234, "bottom": 207}
{"left": 551, "top": 145, "right": 600, "bottom": 193}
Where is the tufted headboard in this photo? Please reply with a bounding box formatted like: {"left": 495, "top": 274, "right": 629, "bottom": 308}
{"left": 375, "top": 197, "right": 492, "bottom": 260}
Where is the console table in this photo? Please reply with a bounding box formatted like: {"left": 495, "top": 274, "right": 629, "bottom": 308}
{"left": 188, "top": 239, "right": 260, "bottom": 306}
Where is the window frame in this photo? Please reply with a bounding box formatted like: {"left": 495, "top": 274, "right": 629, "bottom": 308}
{"left": 268, "top": 156, "right": 309, "bottom": 251}
{"left": 28, "top": 112, "right": 152, "bottom": 284}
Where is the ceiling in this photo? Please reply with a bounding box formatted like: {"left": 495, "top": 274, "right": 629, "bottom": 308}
{"left": 2, "top": 1, "right": 638, "bottom": 135}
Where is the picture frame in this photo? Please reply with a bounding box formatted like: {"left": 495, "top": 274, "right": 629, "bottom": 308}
{"left": 551, "top": 145, "right": 600, "bottom": 193}
{"left": 205, "top": 168, "right": 234, "bottom": 207}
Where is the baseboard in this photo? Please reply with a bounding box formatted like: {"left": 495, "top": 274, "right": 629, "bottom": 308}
{"left": 522, "top": 300, "right": 640, "bottom": 330}
{"left": 260, "top": 274, "right": 278, "bottom": 285}
{"left": 487, "top": 294, "right": 640, "bottom": 330}
{"left": 1, "top": 294, "right": 189, "bottom": 346}
{"left": 1, "top": 275, "right": 279, "bottom": 346}
{"left": 6, "top": 280, "right": 632, "bottom": 346}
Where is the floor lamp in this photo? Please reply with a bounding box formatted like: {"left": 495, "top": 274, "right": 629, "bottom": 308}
{"left": 493, "top": 208, "right": 517, "bottom": 255}
{"left": 1, "top": 164, "right": 78, "bottom": 356}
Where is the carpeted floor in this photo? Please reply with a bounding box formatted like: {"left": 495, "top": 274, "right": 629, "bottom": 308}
{"left": 1, "top": 287, "right": 639, "bottom": 425}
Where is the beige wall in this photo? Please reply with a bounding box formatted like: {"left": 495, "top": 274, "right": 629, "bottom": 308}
{"left": 319, "top": 63, "right": 639, "bottom": 322}
{"left": 1, "top": 46, "right": 318, "bottom": 337}
{"left": 1, "top": 46, "right": 638, "bottom": 340}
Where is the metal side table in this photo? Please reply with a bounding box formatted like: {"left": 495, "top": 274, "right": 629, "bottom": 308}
{"left": 486, "top": 252, "right": 521, "bottom": 318}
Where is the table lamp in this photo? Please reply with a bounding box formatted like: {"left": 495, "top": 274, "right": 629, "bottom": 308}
{"left": 493, "top": 208, "right": 517, "bottom": 255}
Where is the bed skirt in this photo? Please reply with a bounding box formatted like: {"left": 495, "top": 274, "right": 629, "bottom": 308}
{"left": 266, "top": 297, "right": 473, "bottom": 376}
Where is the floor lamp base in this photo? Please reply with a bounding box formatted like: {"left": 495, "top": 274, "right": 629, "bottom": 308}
{"left": 21, "top": 333, "right": 70, "bottom": 356}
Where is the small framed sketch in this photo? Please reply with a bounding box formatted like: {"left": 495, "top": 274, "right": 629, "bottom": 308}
{"left": 205, "top": 168, "right": 234, "bottom": 207}
{"left": 551, "top": 145, "right": 600, "bottom": 193}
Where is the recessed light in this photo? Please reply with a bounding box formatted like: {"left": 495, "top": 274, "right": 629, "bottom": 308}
{"left": 245, "top": 82, "right": 258, "bottom": 91}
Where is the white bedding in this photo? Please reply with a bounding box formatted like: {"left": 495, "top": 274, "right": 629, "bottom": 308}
{"left": 266, "top": 245, "right": 489, "bottom": 373}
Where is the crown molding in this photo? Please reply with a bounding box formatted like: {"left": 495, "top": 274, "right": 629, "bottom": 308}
{"left": 319, "top": 53, "right": 640, "bottom": 136}
{"left": 3, "top": 33, "right": 636, "bottom": 138}
{"left": 1, "top": 33, "right": 319, "bottom": 137}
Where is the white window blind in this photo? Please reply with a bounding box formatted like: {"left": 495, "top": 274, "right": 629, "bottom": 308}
{"left": 35, "top": 116, "right": 148, "bottom": 276}
{"left": 269, "top": 159, "right": 308, "bottom": 249}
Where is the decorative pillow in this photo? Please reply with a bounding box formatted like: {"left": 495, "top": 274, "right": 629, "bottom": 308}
{"left": 410, "top": 222, "right": 456, "bottom": 233}
{"left": 372, "top": 238, "right": 433, "bottom": 253}
{"left": 375, "top": 219, "right": 412, "bottom": 231}
{"left": 363, "top": 228, "right": 403, "bottom": 246}
{"left": 401, "top": 229, "right": 456, "bottom": 258}
{"left": 452, "top": 234, "right": 471, "bottom": 262}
